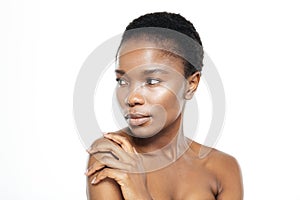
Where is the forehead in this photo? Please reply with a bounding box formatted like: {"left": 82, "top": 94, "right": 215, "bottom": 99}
{"left": 116, "top": 40, "right": 185, "bottom": 76}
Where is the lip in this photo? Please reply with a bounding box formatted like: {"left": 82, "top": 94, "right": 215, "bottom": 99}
{"left": 125, "top": 113, "right": 151, "bottom": 126}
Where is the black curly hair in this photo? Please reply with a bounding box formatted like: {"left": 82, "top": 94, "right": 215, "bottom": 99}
{"left": 119, "top": 12, "right": 204, "bottom": 78}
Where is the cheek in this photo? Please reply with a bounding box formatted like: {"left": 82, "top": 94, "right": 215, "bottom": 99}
{"left": 115, "top": 84, "right": 185, "bottom": 113}
{"left": 116, "top": 88, "right": 126, "bottom": 107}
{"left": 148, "top": 88, "right": 184, "bottom": 117}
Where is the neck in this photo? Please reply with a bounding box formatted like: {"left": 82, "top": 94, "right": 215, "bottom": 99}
{"left": 131, "top": 114, "right": 184, "bottom": 152}
{"left": 126, "top": 114, "right": 192, "bottom": 172}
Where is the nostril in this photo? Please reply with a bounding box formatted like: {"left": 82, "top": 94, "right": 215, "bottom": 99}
{"left": 126, "top": 92, "right": 145, "bottom": 107}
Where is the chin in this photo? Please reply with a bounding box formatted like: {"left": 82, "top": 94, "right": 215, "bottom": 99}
{"left": 127, "top": 124, "right": 164, "bottom": 138}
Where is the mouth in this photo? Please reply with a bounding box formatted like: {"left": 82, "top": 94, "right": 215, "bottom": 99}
{"left": 125, "top": 113, "right": 151, "bottom": 126}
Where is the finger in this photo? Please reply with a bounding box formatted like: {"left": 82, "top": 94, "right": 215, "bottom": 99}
{"left": 92, "top": 150, "right": 119, "bottom": 160}
{"left": 85, "top": 161, "right": 105, "bottom": 176}
{"left": 91, "top": 168, "right": 127, "bottom": 186}
{"left": 87, "top": 138, "right": 111, "bottom": 154}
{"left": 88, "top": 138, "right": 131, "bottom": 161}
{"left": 87, "top": 155, "right": 132, "bottom": 177}
{"left": 132, "top": 147, "right": 141, "bottom": 160}
{"left": 104, "top": 133, "right": 134, "bottom": 153}
{"left": 133, "top": 147, "right": 138, "bottom": 154}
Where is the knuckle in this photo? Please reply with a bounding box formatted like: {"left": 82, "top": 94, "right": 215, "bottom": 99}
{"left": 121, "top": 172, "right": 129, "bottom": 179}
{"left": 100, "top": 168, "right": 106, "bottom": 173}
{"left": 101, "top": 168, "right": 109, "bottom": 175}
{"left": 100, "top": 155, "right": 110, "bottom": 163}
{"left": 91, "top": 138, "right": 117, "bottom": 150}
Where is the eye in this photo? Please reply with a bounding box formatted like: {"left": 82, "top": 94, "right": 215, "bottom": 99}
{"left": 146, "top": 78, "right": 161, "bottom": 86}
{"left": 116, "top": 78, "right": 128, "bottom": 86}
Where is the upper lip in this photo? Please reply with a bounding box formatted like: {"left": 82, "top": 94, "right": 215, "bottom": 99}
{"left": 125, "top": 113, "right": 150, "bottom": 119}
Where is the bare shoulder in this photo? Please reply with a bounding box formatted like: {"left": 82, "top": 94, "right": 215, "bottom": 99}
{"left": 87, "top": 155, "right": 124, "bottom": 200}
{"left": 207, "top": 148, "right": 243, "bottom": 199}
{"left": 86, "top": 131, "right": 126, "bottom": 200}
{"left": 207, "top": 148, "right": 241, "bottom": 173}
{"left": 189, "top": 141, "right": 243, "bottom": 199}
{"left": 189, "top": 140, "right": 241, "bottom": 175}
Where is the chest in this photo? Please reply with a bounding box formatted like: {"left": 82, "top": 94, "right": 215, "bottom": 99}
{"left": 146, "top": 160, "right": 218, "bottom": 200}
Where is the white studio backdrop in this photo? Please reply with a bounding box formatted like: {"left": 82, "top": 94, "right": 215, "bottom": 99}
{"left": 1, "top": 0, "right": 300, "bottom": 199}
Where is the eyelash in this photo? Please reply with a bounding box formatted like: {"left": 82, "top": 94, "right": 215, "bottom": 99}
{"left": 116, "top": 78, "right": 128, "bottom": 86}
{"left": 115, "top": 78, "right": 162, "bottom": 86}
{"left": 146, "top": 78, "right": 161, "bottom": 85}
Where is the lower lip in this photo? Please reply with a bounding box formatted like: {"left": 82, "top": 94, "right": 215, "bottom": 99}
{"left": 127, "top": 117, "right": 151, "bottom": 126}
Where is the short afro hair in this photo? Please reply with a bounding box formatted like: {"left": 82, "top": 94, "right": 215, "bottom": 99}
{"left": 119, "top": 12, "right": 204, "bottom": 78}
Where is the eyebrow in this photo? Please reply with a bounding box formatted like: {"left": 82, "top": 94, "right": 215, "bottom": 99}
{"left": 115, "top": 69, "right": 125, "bottom": 75}
{"left": 143, "top": 68, "right": 169, "bottom": 75}
{"left": 115, "top": 68, "right": 169, "bottom": 75}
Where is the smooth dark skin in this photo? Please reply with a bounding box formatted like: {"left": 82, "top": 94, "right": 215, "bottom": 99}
{"left": 86, "top": 40, "right": 243, "bottom": 200}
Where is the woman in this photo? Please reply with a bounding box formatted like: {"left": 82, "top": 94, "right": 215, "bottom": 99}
{"left": 85, "top": 12, "right": 243, "bottom": 200}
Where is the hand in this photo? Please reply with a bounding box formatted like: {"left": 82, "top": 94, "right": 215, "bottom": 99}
{"left": 86, "top": 133, "right": 152, "bottom": 200}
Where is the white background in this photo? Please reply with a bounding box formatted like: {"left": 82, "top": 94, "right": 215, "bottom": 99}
{"left": 1, "top": 0, "right": 300, "bottom": 199}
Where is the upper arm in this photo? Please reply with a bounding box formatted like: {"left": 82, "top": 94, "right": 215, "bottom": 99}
{"left": 213, "top": 153, "right": 243, "bottom": 200}
{"left": 86, "top": 154, "right": 124, "bottom": 200}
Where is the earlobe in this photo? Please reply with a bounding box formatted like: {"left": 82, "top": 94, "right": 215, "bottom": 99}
{"left": 184, "top": 72, "right": 200, "bottom": 100}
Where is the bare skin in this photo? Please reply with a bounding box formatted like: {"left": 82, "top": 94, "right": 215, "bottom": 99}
{"left": 86, "top": 132, "right": 243, "bottom": 200}
{"left": 86, "top": 39, "right": 243, "bottom": 199}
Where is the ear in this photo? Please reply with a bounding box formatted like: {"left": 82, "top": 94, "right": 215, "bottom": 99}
{"left": 184, "top": 72, "right": 200, "bottom": 100}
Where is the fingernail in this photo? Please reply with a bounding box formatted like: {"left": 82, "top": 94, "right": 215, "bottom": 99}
{"left": 91, "top": 177, "right": 97, "bottom": 184}
{"left": 85, "top": 168, "right": 89, "bottom": 175}
{"left": 133, "top": 147, "right": 138, "bottom": 154}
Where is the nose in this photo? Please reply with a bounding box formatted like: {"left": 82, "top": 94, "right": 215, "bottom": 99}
{"left": 125, "top": 87, "right": 145, "bottom": 107}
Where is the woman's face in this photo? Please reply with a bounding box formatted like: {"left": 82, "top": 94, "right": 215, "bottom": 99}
{"left": 115, "top": 40, "right": 188, "bottom": 138}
